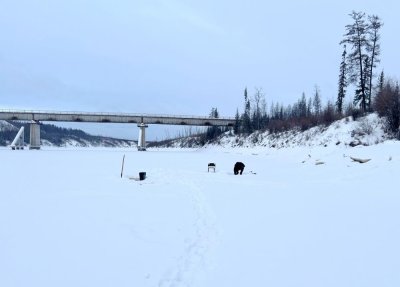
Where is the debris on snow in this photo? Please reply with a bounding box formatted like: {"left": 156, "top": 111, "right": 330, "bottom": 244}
{"left": 350, "top": 157, "right": 371, "bottom": 164}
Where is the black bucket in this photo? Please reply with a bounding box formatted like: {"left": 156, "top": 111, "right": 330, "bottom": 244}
{"left": 139, "top": 172, "right": 146, "bottom": 181}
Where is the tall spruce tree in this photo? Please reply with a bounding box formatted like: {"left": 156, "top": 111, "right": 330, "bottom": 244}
{"left": 204, "top": 107, "right": 221, "bottom": 141}
{"left": 340, "top": 11, "right": 369, "bottom": 112}
{"left": 307, "top": 97, "right": 312, "bottom": 118}
{"left": 337, "top": 45, "right": 347, "bottom": 114}
{"left": 242, "top": 87, "right": 252, "bottom": 133}
{"left": 377, "top": 70, "right": 385, "bottom": 94}
{"left": 299, "top": 92, "right": 307, "bottom": 118}
{"left": 234, "top": 108, "right": 240, "bottom": 135}
{"left": 341, "top": 11, "right": 383, "bottom": 112}
{"left": 366, "top": 15, "right": 383, "bottom": 108}
{"left": 362, "top": 55, "right": 371, "bottom": 108}
{"left": 313, "top": 87, "right": 322, "bottom": 116}
{"left": 260, "top": 96, "right": 268, "bottom": 129}
{"left": 252, "top": 88, "right": 263, "bottom": 131}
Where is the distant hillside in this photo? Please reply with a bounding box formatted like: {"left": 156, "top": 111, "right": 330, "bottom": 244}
{"left": 0, "top": 121, "right": 136, "bottom": 148}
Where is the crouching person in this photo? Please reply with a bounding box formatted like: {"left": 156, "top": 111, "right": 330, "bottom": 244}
{"left": 234, "top": 162, "right": 245, "bottom": 175}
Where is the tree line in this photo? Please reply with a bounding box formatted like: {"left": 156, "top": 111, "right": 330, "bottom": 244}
{"left": 233, "top": 86, "right": 339, "bottom": 136}
{"left": 204, "top": 11, "right": 399, "bottom": 141}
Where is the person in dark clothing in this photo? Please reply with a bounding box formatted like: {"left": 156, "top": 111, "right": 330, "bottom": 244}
{"left": 234, "top": 162, "right": 245, "bottom": 175}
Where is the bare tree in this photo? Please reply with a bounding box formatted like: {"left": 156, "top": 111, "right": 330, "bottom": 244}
{"left": 252, "top": 88, "right": 263, "bottom": 130}
{"left": 374, "top": 80, "right": 400, "bottom": 134}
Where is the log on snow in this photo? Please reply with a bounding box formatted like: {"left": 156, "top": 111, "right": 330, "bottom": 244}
{"left": 350, "top": 156, "right": 371, "bottom": 163}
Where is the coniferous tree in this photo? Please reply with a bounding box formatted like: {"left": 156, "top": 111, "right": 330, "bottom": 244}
{"left": 337, "top": 45, "right": 347, "bottom": 114}
{"left": 341, "top": 11, "right": 383, "bottom": 112}
{"left": 271, "top": 102, "right": 278, "bottom": 120}
{"left": 252, "top": 88, "right": 263, "bottom": 131}
{"left": 366, "top": 15, "right": 383, "bottom": 109}
{"left": 209, "top": 107, "right": 219, "bottom": 118}
{"left": 299, "top": 92, "right": 307, "bottom": 118}
{"left": 340, "top": 11, "right": 369, "bottom": 112}
{"left": 260, "top": 96, "right": 268, "bottom": 129}
{"left": 234, "top": 108, "right": 240, "bottom": 135}
{"left": 204, "top": 107, "right": 221, "bottom": 141}
{"left": 313, "top": 87, "right": 322, "bottom": 117}
{"left": 377, "top": 70, "right": 385, "bottom": 94}
{"left": 362, "top": 55, "right": 371, "bottom": 109}
{"left": 242, "top": 88, "right": 252, "bottom": 133}
{"left": 307, "top": 97, "right": 312, "bottom": 118}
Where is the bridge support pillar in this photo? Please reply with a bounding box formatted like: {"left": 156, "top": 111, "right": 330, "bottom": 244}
{"left": 29, "top": 121, "right": 41, "bottom": 150}
{"left": 137, "top": 122, "right": 148, "bottom": 151}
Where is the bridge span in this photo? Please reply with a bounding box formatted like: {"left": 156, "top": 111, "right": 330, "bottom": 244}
{"left": 0, "top": 110, "right": 236, "bottom": 150}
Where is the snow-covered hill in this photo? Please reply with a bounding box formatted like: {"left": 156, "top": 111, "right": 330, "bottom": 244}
{"left": 217, "top": 113, "right": 389, "bottom": 148}
{"left": 161, "top": 113, "right": 393, "bottom": 149}
{"left": 0, "top": 120, "right": 18, "bottom": 132}
{"left": 0, "top": 121, "right": 136, "bottom": 148}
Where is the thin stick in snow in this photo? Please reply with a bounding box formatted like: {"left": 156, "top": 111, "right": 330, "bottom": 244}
{"left": 121, "top": 154, "right": 125, "bottom": 178}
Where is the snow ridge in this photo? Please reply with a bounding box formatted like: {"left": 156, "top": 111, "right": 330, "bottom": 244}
{"left": 212, "top": 113, "right": 389, "bottom": 149}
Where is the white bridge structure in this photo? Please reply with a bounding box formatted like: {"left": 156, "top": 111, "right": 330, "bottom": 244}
{"left": 0, "top": 110, "right": 235, "bottom": 150}
{"left": 10, "top": 126, "right": 25, "bottom": 150}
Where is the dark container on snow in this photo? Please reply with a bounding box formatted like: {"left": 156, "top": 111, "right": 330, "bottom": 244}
{"left": 139, "top": 172, "right": 146, "bottom": 181}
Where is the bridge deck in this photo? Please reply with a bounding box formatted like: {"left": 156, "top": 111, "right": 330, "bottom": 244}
{"left": 0, "top": 110, "right": 235, "bottom": 126}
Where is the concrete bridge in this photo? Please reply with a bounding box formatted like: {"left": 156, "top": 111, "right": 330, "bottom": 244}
{"left": 0, "top": 110, "right": 236, "bottom": 150}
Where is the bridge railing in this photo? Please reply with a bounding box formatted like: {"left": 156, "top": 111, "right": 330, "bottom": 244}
{"left": 0, "top": 109, "right": 235, "bottom": 120}
{"left": 0, "top": 109, "right": 236, "bottom": 126}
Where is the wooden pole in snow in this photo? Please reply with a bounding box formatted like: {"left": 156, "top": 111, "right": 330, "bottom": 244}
{"left": 121, "top": 154, "right": 125, "bottom": 178}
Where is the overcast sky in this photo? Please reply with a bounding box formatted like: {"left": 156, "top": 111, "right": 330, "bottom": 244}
{"left": 1, "top": 0, "right": 399, "bottom": 140}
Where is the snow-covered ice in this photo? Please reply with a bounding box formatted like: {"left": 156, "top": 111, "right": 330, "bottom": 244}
{"left": 1, "top": 142, "right": 400, "bottom": 287}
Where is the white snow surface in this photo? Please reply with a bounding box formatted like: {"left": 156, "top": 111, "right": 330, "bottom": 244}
{"left": 1, "top": 116, "right": 400, "bottom": 287}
